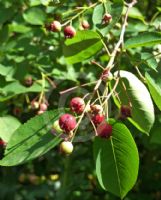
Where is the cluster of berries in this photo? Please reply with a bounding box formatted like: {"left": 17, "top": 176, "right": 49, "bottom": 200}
{"left": 52, "top": 97, "right": 113, "bottom": 155}
{"left": 47, "top": 12, "right": 112, "bottom": 39}
{"left": 31, "top": 101, "right": 48, "bottom": 115}
{"left": 47, "top": 20, "right": 90, "bottom": 39}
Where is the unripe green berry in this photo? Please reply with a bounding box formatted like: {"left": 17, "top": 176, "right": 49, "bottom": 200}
{"left": 52, "top": 120, "right": 63, "bottom": 134}
{"left": 60, "top": 141, "right": 73, "bottom": 154}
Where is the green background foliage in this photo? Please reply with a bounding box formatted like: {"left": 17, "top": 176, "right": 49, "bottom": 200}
{"left": 0, "top": 0, "right": 161, "bottom": 199}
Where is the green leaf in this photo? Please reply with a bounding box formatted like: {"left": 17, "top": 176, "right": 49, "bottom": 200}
{"left": 140, "top": 53, "right": 157, "bottom": 71}
{"left": 131, "top": 52, "right": 157, "bottom": 71}
{"left": 0, "top": 110, "right": 62, "bottom": 166}
{"left": 29, "top": 0, "right": 41, "bottom": 6}
{"left": 150, "top": 124, "right": 161, "bottom": 145}
{"left": 0, "top": 7, "right": 14, "bottom": 24}
{"left": 157, "top": 7, "right": 161, "bottom": 12}
{"left": 112, "top": 70, "right": 155, "bottom": 134}
{"left": 63, "top": 30, "right": 103, "bottom": 64}
{"left": 0, "top": 81, "right": 43, "bottom": 102}
{"left": 0, "top": 25, "right": 9, "bottom": 44}
{"left": 145, "top": 72, "right": 161, "bottom": 111}
{"left": 9, "top": 23, "right": 31, "bottom": 33}
{"left": 123, "top": 7, "right": 145, "bottom": 23}
{"left": 0, "top": 116, "right": 21, "bottom": 142}
{"left": 93, "top": 121, "right": 139, "bottom": 199}
{"left": 23, "top": 7, "right": 46, "bottom": 25}
{"left": 0, "top": 64, "right": 13, "bottom": 77}
{"left": 40, "top": 0, "right": 52, "bottom": 6}
{"left": 125, "top": 32, "right": 161, "bottom": 48}
{"left": 92, "top": 0, "right": 123, "bottom": 36}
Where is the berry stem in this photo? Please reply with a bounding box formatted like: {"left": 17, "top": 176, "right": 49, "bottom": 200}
{"left": 62, "top": 3, "right": 98, "bottom": 27}
{"left": 101, "top": 39, "right": 111, "bottom": 56}
{"left": 86, "top": 112, "right": 98, "bottom": 136}
{"left": 103, "top": 0, "right": 108, "bottom": 14}
{"left": 38, "top": 72, "right": 46, "bottom": 104}
{"left": 59, "top": 81, "right": 97, "bottom": 95}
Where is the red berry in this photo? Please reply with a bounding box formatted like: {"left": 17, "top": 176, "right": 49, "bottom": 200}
{"left": 0, "top": 139, "right": 6, "bottom": 147}
{"left": 97, "top": 122, "right": 112, "bottom": 138}
{"left": 102, "top": 13, "right": 112, "bottom": 24}
{"left": 59, "top": 114, "right": 77, "bottom": 132}
{"left": 64, "top": 26, "right": 76, "bottom": 39}
{"left": 50, "top": 20, "right": 61, "bottom": 32}
{"left": 92, "top": 114, "right": 105, "bottom": 126}
{"left": 70, "top": 97, "right": 85, "bottom": 114}
{"left": 81, "top": 20, "right": 90, "bottom": 29}
{"left": 40, "top": 103, "right": 48, "bottom": 111}
{"left": 120, "top": 105, "right": 131, "bottom": 118}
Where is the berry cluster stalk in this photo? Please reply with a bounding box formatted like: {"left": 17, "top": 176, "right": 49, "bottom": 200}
{"left": 71, "top": 0, "right": 137, "bottom": 141}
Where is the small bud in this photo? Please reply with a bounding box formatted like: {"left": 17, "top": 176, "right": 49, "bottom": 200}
{"left": 37, "top": 110, "right": 45, "bottom": 115}
{"left": 50, "top": 20, "right": 61, "bottom": 32}
{"left": 31, "top": 101, "right": 39, "bottom": 110}
{"left": 102, "top": 13, "right": 112, "bottom": 24}
{"left": 81, "top": 20, "right": 90, "bottom": 30}
{"left": 120, "top": 105, "right": 131, "bottom": 119}
{"left": 13, "top": 107, "right": 22, "bottom": 116}
{"left": 23, "top": 76, "right": 33, "bottom": 87}
{"left": 101, "top": 69, "right": 113, "bottom": 82}
{"left": 90, "top": 104, "right": 103, "bottom": 114}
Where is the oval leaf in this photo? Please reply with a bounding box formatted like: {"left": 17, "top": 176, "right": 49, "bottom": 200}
{"left": 93, "top": 121, "right": 139, "bottom": 199}
{"left": 113, "top": 70, "right": 155, "bottom": 134}
{"left": 131, "top": 52, "right": 157, "bottom": 71}
{"left": 123, "top": 7, "right": 145, "bottom": 23}
{"left": 63, "top": 30, "right": 103, "bottom": 64}
{"left": 0, "top": 81, "right": 44, "bottom": 102}
{"left": 0, "top": 116, "right": 21, "bottom": 142}
{"left": 146, "top": 72, "right": 161, "bottom": 111}
{"left": 23, "top": 7, "right": 46, "bottom": 25}
{"left": 0, "top": 110, "right": 62, "bottom": 166}
{"left": 125, "top": 32, "right": 161, "bottom": 48}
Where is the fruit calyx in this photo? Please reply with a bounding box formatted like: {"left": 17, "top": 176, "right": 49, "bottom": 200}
{"left": 102, "top": 13, "right": 112, "bottom": 24}
{"left": 101, "top": 69, "right": 113, "bottom": 82}
{"left": 90, "top": 104, "right": 103, "bottom": 114}
{"left": 81, "top": 20, "right": 90, "bottom": 29}
{"left": 120, "top": 105, "right": 132, "bottom": 119}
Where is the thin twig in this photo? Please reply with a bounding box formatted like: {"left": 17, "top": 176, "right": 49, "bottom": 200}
{"left": 60, "top": 81, "right": 97, "bottom": 95}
